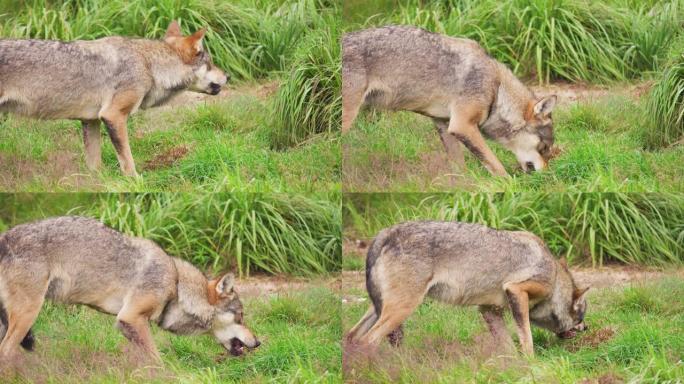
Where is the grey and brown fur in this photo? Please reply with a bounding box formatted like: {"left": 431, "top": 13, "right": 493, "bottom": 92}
{"left": 0, "top": 216, "right": 259, "bottom": 364}
{"left": 347, "top": 221, "right": 589, "bottom": 356}
{"left": 0, "top": 21, "right": 228, "bottom": 176}
{"left": 342, "top": 25, "right": 557, "bottom": 176}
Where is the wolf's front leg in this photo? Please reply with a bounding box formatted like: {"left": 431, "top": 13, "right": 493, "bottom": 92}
{"left": 101, "top": 90, "right": 142, "bottom": 177}
{"left": 447, "top": 104, "right": 508, "bottom": 177}
{"left": 115, "top": 316, "right": 161, "bottom": 363}
{"left": 503, "top": 285, "right": 534, "bottom": 356}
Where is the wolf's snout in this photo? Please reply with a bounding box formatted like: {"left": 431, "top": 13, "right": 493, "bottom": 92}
{"left": 209, "top": 82, "right": 222, "bottom": 95}
{"left": 254, "top": 339, "right": 261, "bottom": 348}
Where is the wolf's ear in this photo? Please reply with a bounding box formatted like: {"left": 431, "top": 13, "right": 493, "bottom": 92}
{"left": 558, "top": 256, "right": 568, "bottom": 268}
{"left": 533, "top": 95, "right": 557, "bottom": 118}
{"left": 215, "top": 273, "right": 235, "bottom": 297}
{"left": 165, "top": 20, "right": 182, "bottom": 39}
{"left": 573, "top": 286, "right": 590, "bottom": 302}
{"left": 186, "top": 28, "right": 206, "bottom": 52}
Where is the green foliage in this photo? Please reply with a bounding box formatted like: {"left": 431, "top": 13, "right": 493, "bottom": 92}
{"left": 344, "top": 192, "right": 684, "bottom": 266}
{"left": 270, "top": 11, "right": 341, "bottom": 148}
{"left": 643, "top": 52, "right": 684, "bottom": 148}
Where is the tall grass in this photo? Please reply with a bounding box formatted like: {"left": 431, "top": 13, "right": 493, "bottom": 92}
{"left": 352, "top": 0, "right": 684, "bottom": 84}
{"left": 643, "top": 51, "right": 684, "bottom": 148}
{"left": 0, "top": 193, "right": 341, "bottom": 276}
{"left": 344, "top": 193, "right": 684, "bottom": 267}
{"left": 270, "top": 11, "right": 340, "bottom": 148}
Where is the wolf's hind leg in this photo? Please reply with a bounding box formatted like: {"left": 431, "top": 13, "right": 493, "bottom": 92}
{"left": 341, "top": 59, "right": 367, "bottom": 133}
{"left": 433, "top": 118, "right": 465, "bottom": 169}
{"left": 82, "top": 119, "right": 102, "bottom": 170}
{"left": 347, "top": 305, "right": 378, "bottom": 342}
{"left": 358, "top": 294, "right": 423, "bottom": 346}
{"left": 447, "top": 104, "right": 508, "bottom": 177}
{"left": 0, "top": 296, "right": 44, "bottom": 359}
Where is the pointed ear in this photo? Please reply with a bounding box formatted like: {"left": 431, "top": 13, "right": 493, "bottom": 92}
{"left": 533, "top": 95, "right": 557, "bottom": 118}
{"left": 215, "top": 273, "right": 235, "bottom": 297}
{"left": 573, "top": 286, "right": 590, "bottom": 302}
{"left": 558, "top": 256, "right": 568, "bottom": 268}
{"left": 186, "top": 28, "right": 206, "bottom": 52}
{"left": 165, "top": 20, "right": 182, "bottom": 39}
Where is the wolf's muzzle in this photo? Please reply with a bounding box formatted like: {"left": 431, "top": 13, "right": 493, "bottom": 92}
{"left": 209, "top": 82, "right": 222, "bottom": 95}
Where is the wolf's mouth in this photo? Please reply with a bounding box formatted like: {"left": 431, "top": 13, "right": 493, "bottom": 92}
{"left": 229, "top": 338, "right": 245, "bottom": 356}
{"left": 557, "top": 329, "right": 577, "bottom": 339}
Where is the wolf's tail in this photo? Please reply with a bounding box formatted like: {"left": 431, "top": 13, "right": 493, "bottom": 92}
{"left": 365, "top": 229, "right": 391, "bottom": 318}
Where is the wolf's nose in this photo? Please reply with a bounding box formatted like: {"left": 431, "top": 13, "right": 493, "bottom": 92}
{"left": 254, "top": 340, "right": 261, "bottom": 348}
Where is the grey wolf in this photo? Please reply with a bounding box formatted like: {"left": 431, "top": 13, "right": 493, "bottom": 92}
{"left": 0, "top": 216, "right": 259, "bottom": 363}
{"left": 342, "top": 26, "right": 557, "bottom": 176}
{"left": 346, "top": 221, "right": 589, "bottom": 356}
{"left": 0, "top": 21, "right": 228, "bottom": 176}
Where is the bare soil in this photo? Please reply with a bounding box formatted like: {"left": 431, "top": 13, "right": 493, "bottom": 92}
{"left": 235, "top": 274, "right": 340, "bottom": 298}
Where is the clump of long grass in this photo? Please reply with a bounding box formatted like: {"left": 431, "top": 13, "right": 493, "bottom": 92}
{"left": 79, "top": 193, "right": 342, "bottom": 276}
{"left": 344, "top": 193, "right": 684, "bottom": 267}
{"left": 643, "top": 52, "right": 684, "bottom": 148}
{"left": 269, "top": 11, "right": 340, "bottom": 148}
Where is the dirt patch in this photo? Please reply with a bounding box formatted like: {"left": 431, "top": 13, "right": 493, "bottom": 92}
{"left": 566, "top": 327, "right": 616, "bottom": 352}
{"left": 580, "top": 372, "right": 624, "bottom": 384}
{"left": 236, "top": 274, "right": 339, "bottom": 298}
{"left": 530, "top": 82, "right": 650, "bottom": 106}
{"left": 342, "top": 145, "right": 468, "bottom": 192}
{"left": 0, "top": 150, "right": 92, "bottom": 191}
{"left": 143, "top": 145, "right": 190, "bottom": 171}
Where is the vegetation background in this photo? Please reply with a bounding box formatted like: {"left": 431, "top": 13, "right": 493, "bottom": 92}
{"left": 0, "top": 0, "right": 341, "bottom": 192}
{"left": 342, "top": 0, "right": 684, "bottom": 192}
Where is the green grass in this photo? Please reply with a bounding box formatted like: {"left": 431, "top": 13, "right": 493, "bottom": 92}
{"left": 5, "top": 287, "right": 341, "bottom": 383}
{"left": 643, "top": 50, "right": 684, "bottom": 149}
{"left": 342, "top": 277, "right": 684, "bottom": 383}
{"left": 0, "top": 91, "right": 340, "bottom": 192}
{"left": 343, "top": 193, "right": 684, "bottom": 267}
{"left": 0, "top": 192, "right": 341, "bottom": 276}
{"left": 343, "top": 95, "right": 684, "bottom": 192}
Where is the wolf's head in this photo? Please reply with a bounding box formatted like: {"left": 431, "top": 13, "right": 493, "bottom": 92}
{"left": 208, "top": 273, "right": 261, "bottom": 356}
{"left": 164, "top": 21, "right": 229, "bottom": 95}
{"left": 505, "top": 95, "right": 557, "bottom": 172}
{"left": 529, "top": 262, "right": 589, "bottom": 339}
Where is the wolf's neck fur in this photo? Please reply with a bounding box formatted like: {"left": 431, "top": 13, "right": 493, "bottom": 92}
{"left": 158, "top": 258, "right": 215, "bottom": 335}
{"left": 134, "top": 40, "right": 196, "bottom": 108}
{"left": 482, "top": 63, "right": 536, "bottom": 135}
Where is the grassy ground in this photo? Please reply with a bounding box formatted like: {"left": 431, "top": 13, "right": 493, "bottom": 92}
{"left": 5, "top": 286, "right": 341, "bottom": 384}
{"left": 0, "top": 88, "right": 340, "bottom": 192}
{"left": 343, "top": 94, "right": 684, "bottom": 192}
{"left": 342, "top": 273, "right": 684, "bottom": 383}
